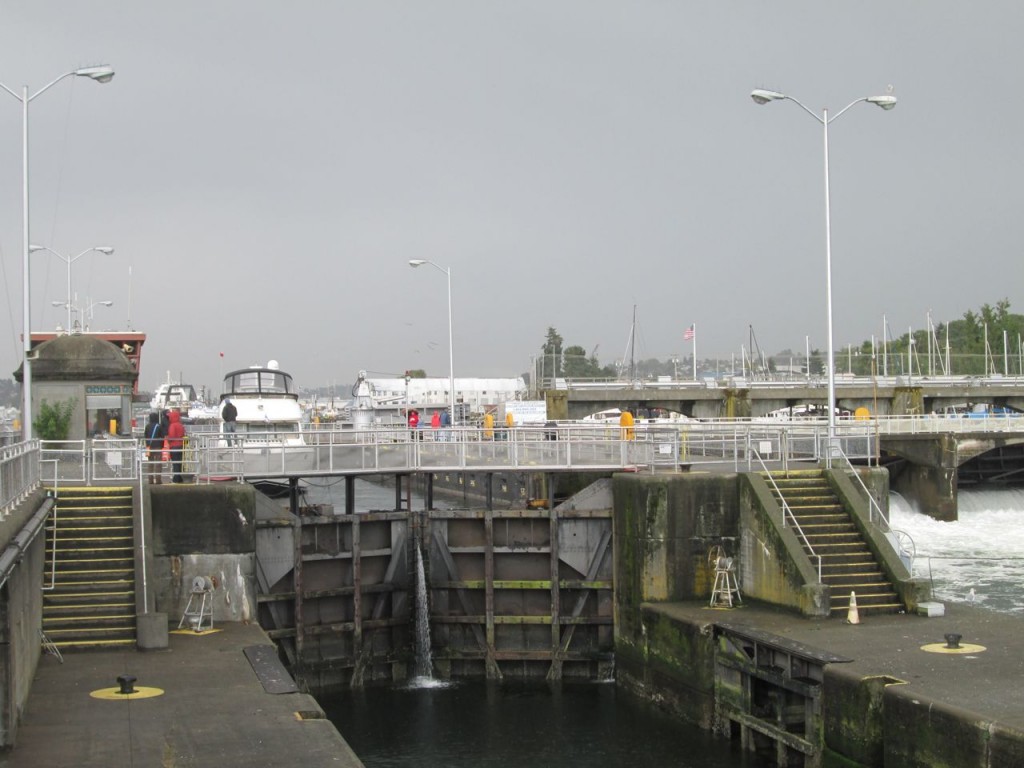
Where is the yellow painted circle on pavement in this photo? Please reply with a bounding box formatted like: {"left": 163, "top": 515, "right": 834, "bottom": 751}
{"left": 920, "top": 642, "right": 986, "bottom": 654}
{"left": 90, "top": 686, "right": 165, "bottom": 700}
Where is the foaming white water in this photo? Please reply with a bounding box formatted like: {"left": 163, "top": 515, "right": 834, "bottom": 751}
{"left": 889, "top": 489, "right": 1024, "bottom": 614}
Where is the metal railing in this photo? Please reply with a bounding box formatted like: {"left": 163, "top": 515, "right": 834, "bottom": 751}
{"left": 40, "top": 439, "right": 139, "bottom": 484}
{"left": 0, "top": 439, "right": 41, "bottom": 519}
{"left": 833, "top": 446, "right": 890, "bottom": 531}
{"left": 0, "top": 419, "right": 889, "bottom": 487}
{"left": 872, "top": 412, "right": 1024, "bottom": 436}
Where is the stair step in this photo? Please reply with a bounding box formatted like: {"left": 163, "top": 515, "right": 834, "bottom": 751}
{"left": 50, "top": 639, "right": 137, "bottom": 650}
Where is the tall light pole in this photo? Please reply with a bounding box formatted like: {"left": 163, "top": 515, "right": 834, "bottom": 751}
{"left": 82, "top": 299, "right": 114, "bottom": 331}
{"left": 31, "top": 245, "right": 114, "bottom": 331}
{"left": 408, "top": 259, "right": 456, "bottom": 425}
{"left": 750, "top": 87, "right": 895, "bottom": 464}
{"left": 0, "top": 65, "right": 114, "bottom": 440}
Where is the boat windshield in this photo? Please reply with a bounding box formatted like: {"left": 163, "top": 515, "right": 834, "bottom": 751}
{"left": 225, "top": 369, "right": 293, "bottom": 395}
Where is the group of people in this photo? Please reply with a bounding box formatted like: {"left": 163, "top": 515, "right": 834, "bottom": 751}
{"left": 407, "top": 408, "right": 452, "bottom": 440}
{"left": 144, "top": 408, "right": 187, "bottom": 483}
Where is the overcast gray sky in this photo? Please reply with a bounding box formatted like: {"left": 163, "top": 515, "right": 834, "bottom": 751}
{"left": 0, "top": 3, "right": 1019, "bottom": 395}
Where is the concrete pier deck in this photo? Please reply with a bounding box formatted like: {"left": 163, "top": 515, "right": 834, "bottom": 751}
{"left": 653, "top": 600, "right": 1024, "bottom": 731}
{"left": 0, "top": 622, "right": 362, "bottom": 768}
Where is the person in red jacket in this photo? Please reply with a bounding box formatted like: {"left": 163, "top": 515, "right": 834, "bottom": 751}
{"left": 166, "top": 409, "right": 187, "bottom": 483}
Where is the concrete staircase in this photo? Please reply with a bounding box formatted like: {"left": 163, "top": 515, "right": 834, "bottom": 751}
{"left": 43, "top": 486, "right": 137, "bottom": 649}
{"left": 764, "top": 470, "right": 902, "bottom": 617}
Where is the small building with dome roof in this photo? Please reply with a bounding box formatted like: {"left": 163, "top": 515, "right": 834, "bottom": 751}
{"left": 14, "top": 334, "right": 138, "bottom": 440}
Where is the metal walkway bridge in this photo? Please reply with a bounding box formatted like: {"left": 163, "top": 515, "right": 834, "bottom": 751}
{"left": 3, "top": 414, "right": 1022, "bottom": 512}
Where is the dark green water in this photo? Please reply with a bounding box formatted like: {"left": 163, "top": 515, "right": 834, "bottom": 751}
{"left": 321, "top": 680, "right": 754, "bottom": 768}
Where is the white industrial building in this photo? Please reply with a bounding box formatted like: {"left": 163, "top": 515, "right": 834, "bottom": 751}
{"left": 366, "top": 376, "right": 527, "bottom": 415}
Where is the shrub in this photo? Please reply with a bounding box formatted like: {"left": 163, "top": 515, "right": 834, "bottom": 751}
{"left": 34, "top": 399, "right": 75, "bottom": 440}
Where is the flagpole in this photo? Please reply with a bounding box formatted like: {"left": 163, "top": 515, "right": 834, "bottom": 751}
{"left": 691, "top": 323, "right": 697, "bottom": 381}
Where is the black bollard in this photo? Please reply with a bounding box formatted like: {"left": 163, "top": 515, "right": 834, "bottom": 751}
{"left": 117, "top": 674, "right": 137, "bottom": 695}
{"left": 944, "top": 633, "right": 962, "bottom": 649}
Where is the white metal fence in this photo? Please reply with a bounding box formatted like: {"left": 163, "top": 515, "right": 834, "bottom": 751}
{"left": 8, "top": 419, "right": 901, "bottom": 486}
{"left": 0, "top": 440, "right": 41, "bottom": 518}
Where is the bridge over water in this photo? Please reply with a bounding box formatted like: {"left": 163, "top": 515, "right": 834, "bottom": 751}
{"left": 11, "top": 414, "right": 1023, "bottom": 520}
{"left": 550, "top": 374, "right": 1024, "bottom": 420}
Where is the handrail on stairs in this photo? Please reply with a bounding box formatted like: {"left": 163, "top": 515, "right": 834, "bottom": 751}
{"left": 832, "top": 447, "right": 890, "bottom": 532}
{"left": 752, "top": 450, "right": 822, "bottom": 583}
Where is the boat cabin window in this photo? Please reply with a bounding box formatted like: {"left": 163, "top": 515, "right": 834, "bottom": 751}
{"left": 225, "top": 370, "right": 294, "bottom": 395}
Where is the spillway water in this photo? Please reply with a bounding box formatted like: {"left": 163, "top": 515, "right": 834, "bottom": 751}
{"left": 889, "top": 488, "right": 1024, "bottom": 614}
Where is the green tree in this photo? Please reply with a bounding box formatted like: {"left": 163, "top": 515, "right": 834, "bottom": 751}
{"left": 34, "top": 399, "right": 75, "bottom": 440}
{"left": 539, "top": 327, "right": 564, "bottom": 380}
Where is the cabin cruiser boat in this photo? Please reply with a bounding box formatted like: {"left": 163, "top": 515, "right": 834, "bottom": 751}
{"left": 208, "top": 360, "right": 315, "bottom": 477}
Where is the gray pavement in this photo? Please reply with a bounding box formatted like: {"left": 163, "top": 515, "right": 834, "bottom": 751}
{"left": 656, "top": 600, "right": 1024, "bottom": 731}
{"left": 0, "top": 622, "right": 363, "bottom": 768}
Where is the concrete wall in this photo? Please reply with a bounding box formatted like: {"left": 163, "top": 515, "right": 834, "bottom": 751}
{"left": 823, "top": 663, "right": 1024, "bottom": 768}
{"left": 612, "top": 472, "right": 737, "bottom": 728}
{"left": 0, "top": 490, "right": 49, "bottom": 747}
{"left": 147, "top": 484, "right": 257, "bottom": 624}
{"left": 738, "top": 474, "right": 828, "bottom": 616}
{"left": 612, "top": 473, "right": 739, "bottom": 622}
{"left": 615, "top": 605, "right": 718, "bottom": 730}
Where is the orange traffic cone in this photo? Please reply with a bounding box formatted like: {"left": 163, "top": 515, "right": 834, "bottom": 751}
{"left": 846, "top": 591, "right": 860, "bottom": 625}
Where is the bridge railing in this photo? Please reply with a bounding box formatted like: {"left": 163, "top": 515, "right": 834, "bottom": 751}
{"left": 873, "top": 413, "right": 1024, "bottom": 435}
{"left": 6, "top": 419, "right": 883, "bottom": 489}
{"left": 0, "top": 440, "right": 41, "bottom": 519}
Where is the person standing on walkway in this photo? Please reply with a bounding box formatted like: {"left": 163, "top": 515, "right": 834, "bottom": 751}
{"left": 166, "top": 409, "right": 187, "bottom": 483}
{"left": 440, "top": 408, "right": 451, "bottom": 442}
{"left": 431, "top": 409, "right": 441, "bottom": 437}
{"left": 145, "top": 411, "right": 166, "bottom": 484}
{"left": 221, "top": 397, "right": 238, "bottom": 446}
{"left": 408, "top": 409, "right": 420, "bottom": 440}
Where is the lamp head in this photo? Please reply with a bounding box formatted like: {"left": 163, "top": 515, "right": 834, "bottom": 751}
{"left": 29, "top": 244, "right": 46, "bottom": 253}
{"left": 409, "top": 259, "right": 427, "bottom": 267}
{"left": 94, "top": 247, "right": 115, "bottom": 254}
{"left": 75, "top": 66, "right": 115, "bottom": 84}
{"left": 99, "top": 301, "right": 113, "bottom": 307}
{"left": 866, "top": 94, "right": 897, "bottom": 111}
{"left": 751, "top": 89, "right": 786, "bottom": 105}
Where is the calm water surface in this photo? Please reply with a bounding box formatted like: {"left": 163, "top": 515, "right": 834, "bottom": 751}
{"left": 321, "top": 681, "right": 754, "bottom": 768}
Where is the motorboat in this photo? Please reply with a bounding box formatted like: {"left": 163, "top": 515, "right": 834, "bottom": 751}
{"left": 151, "top": 381, "right": 199, "bottom": 411}
{"left": 150, "top": 376, "right": 218, "bottom": 423}
{"left": 211, "top": 360, "right": 315, "bottom": 476}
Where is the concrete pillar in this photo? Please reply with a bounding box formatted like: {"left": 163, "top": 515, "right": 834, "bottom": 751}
{"left": 136, "top": 612, "right": 169, "bottom": 650}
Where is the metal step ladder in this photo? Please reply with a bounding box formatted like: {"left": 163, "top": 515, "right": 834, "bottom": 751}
{"left": 178, "top": 576, "right": 214, "bottom": 632}
{"left": 709, "top": 547, "right": 742, "bottom": 608}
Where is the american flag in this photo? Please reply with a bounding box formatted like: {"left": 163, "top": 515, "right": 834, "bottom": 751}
{"left": 683, "top": 325, "right": 695, "bottom": 341}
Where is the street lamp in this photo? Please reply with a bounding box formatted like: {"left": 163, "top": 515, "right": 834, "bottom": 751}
{"left": 50, "top": 298, "right": 112, "bottom": 331}
{"left": 84, "top": 300, "right": 114, "bottom": 330}
{"left": 750, "top": 87, "right": 895, "bottom": 464}
{"left": 0, "top": 65, "right": 115, "bottom": 440}
{"left": 408, "top": 259, "right": 456, "bottom": 426}
{"left": 31, "top": 245, "right": 114, "bottom": 331}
